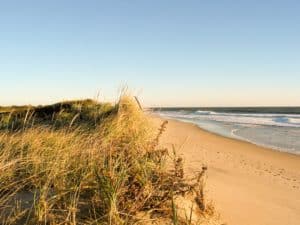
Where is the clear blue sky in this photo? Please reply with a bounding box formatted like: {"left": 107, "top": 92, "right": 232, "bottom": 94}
{"left": 0, "top": 0, "right": 299, "bottom": 106}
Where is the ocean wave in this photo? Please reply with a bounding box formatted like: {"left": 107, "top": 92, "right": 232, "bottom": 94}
{"left": 196, "top": 111, "right": 300, "bottom": 118}
{"left": 195, "top": 110, "right": 216, "bottom": 115}
{"left": 157, "top": 111, "right": 300, "bottom": 128}
{"left": 204, "top": 115, "right": 300, "bottom": 128}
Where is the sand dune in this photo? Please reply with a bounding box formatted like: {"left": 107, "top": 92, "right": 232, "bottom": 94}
{"left": 153, "top": 117, "right": 300, "bottom": 225}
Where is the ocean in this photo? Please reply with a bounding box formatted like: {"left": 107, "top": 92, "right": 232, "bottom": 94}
{"left": 153, "top": 107, "right": 300, "bottom": 155}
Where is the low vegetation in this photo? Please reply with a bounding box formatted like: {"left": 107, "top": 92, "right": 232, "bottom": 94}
{"left": 0, "top": 96, "right": 215, "bottom": 224}
{"left": 0, "top": 99, "right": 115, "bottom": 130}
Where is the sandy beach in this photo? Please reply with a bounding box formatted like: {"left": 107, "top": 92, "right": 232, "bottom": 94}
{"left": 153, "top": 116, "right": 300, "bottom": 225}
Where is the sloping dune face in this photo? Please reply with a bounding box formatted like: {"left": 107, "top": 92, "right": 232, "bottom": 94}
{"left": 0, "top": 96, "right": 221, "bottom": 225}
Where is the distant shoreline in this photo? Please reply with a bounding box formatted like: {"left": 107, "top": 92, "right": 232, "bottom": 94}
{"left": 153, "top": 108, "right": 300, "bottom": 155}
{"left": 165, "top": 116, "right": 300, "bottom": 155}
{"left": 154, "top": 114, "right": 300, "bottom": 157}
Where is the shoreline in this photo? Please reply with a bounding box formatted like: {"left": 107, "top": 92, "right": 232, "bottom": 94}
{"left": 155, "top": 107, "right": 300, "bottom": 155}
{"left": 166, "top": 116, "right": 300, "bottom": 157}
{"left": 152, "top": 116, "right": 300, "bottom": 225}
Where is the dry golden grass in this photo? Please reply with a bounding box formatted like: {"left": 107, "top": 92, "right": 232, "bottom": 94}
{"left": 0, "top": 95, "right": 214, "bottom": 225}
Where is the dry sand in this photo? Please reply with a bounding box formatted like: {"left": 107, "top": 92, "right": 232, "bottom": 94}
{"left": 153, "top": 117, "right": 300, "bottom": 225}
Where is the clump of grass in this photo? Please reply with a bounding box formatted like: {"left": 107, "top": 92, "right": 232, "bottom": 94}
{"left": 0, "top": 95, "right": 213, "bottom": 224}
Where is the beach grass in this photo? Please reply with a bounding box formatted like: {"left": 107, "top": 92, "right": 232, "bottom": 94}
{"left": 0, "top": 95, "right": 212, "bottom": 225}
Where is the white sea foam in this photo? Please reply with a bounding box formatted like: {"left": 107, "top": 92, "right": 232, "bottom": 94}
{"left": 230, "top": 128, "right": 299, "bottom": 154}
{"left": 195, "top": 110, "right": 216, "bottom": 115}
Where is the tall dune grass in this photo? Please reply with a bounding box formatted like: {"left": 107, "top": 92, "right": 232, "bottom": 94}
{"left": 0, "top": 96, "right": 212, "bottom": 225}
